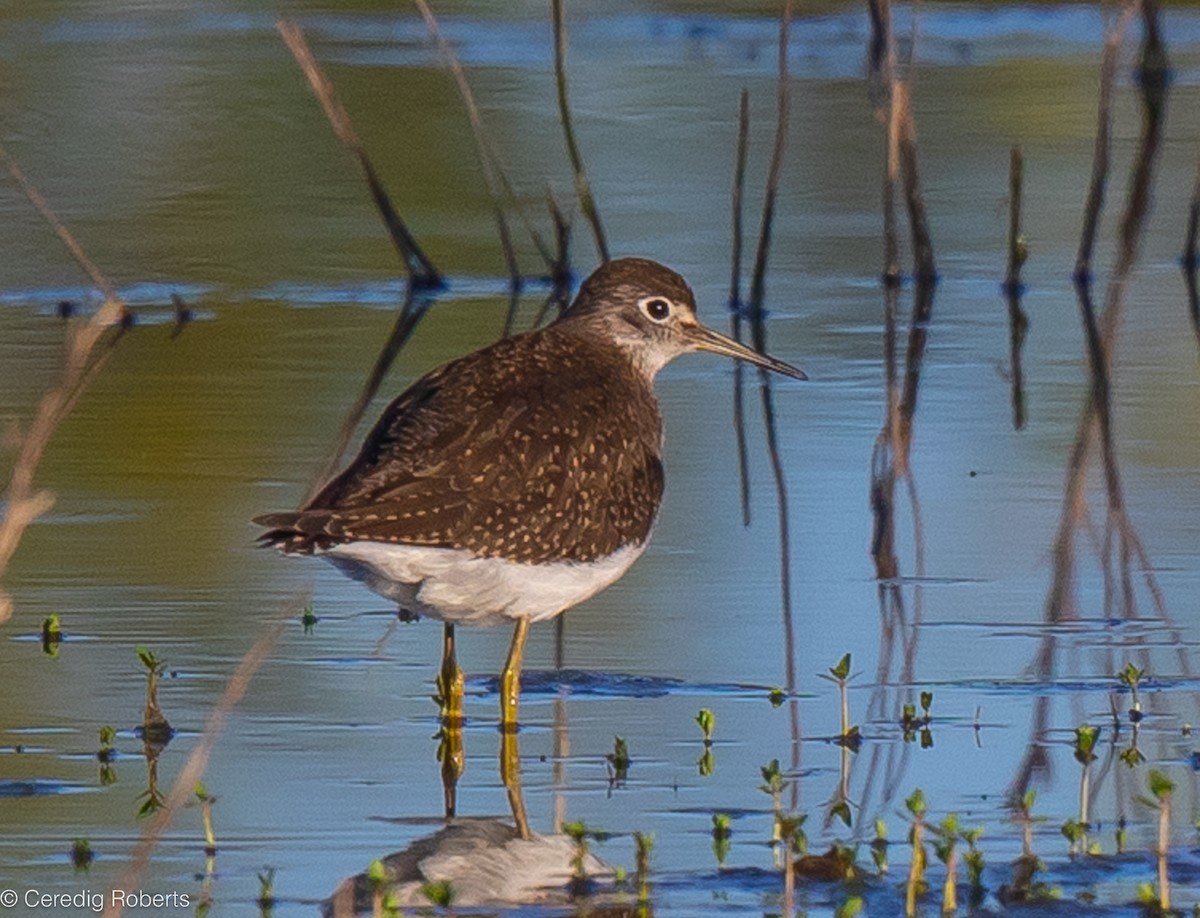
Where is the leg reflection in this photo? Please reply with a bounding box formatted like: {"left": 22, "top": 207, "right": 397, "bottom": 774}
{"left": 501, "top": 728, "right": 531, "bottom": 840}
{"left": 436, "top": 623, "right": 465, "bottom": 725}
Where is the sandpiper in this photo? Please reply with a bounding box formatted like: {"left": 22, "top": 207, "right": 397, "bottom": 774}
{"left": 255, "top": 257, "right": 806, "bottom": 727}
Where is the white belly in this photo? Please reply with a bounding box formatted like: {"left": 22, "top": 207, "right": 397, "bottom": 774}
{"left": 319, "top": 541, "right": 645, "bottom": 628}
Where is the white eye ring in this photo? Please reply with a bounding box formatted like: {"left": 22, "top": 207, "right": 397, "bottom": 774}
{"left": 639, "top": 296, "right": 673, "bottom": 323}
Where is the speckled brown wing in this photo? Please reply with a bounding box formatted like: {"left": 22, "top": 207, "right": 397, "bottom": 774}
{"left": 255, "top": 327, "right": 665, "bottom": 563}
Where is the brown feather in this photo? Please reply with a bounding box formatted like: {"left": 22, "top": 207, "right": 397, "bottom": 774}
{"left": 256, "top": 321, "right": 665, "bottom": 564}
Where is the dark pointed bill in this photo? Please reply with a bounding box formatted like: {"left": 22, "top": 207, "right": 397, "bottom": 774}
{"left": 686, "top": 323, "right": 808, "bottom": 381}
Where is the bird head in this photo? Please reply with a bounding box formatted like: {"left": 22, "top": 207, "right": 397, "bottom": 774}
{"left": 561, "top": 257, "right": 808, "bottom": 381}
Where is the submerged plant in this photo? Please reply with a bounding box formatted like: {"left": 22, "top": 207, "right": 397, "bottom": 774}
{"left": 1139, "top": 769, "right": 1175, "bottom": 913}
{"left": 1118, "top": 662, "right": 1145, "bottom": 723}
{"left": 564, "top": 820, "right": 606, "bottom": 897}
{"left": 257, "top": 867, "right": 276, "bottom": 909}
{"left": 70, "top": 838, "right": 93, "bottom": 871}
{"left": 136, "top": 645, "right": 173, "bottom": 743}
{"left": 901, "top": 694, "right": 933, "bottom": 747}
{"left": 932, "top": 812, "right": 959, "bottom": 915}
{"left": 835, "top": 896, "right": 864, "bottom": 918}
{"left": 607, "top": 736, "right": 631, "bottom": 787}
{"left": 300, "top": 604, "right": 319, "bottom": 634}
{"left": 367, "top": 859, "right": 402, "bottom": 917}
{"left": 759, "top": 758, "right": 788, "bottom": 861}
{"left": 1072, "top": 724, "right": 1100, "bottom": 853}
{"left": 962, "top": 827, "right": 985, "bottom": 907}
{"left": 195, "top": 781, "right": 217, "bottom": 855}
{"left": 696, "top": 708, "right": 715, "bottom": 777}
{"left": 421, "top": 879, "right": 455, "bottom": 909}
{"left": 1000, "top": 791, "right": 1058, "bottom": 905}
{"left": 634, "top": 831, "right": 653, "bottom": 906}
{"left": 711, "top": 813, "right": 732, "bottom": 868}
{"left": 96, "top": 725, "right": 118, "bottom": 785}
{"left": 904, "top": 789, "right": 928, "bottom": 918}
{"left": 41, "top": 613, "right": 62, "bottom": 657}
{"left": 820, "top": 654, "right": 862, "bottom": 750}
{"left": 870, "top": 818, "right": 889, "bottom": 875}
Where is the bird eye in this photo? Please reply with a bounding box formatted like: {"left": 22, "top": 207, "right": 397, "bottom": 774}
{"left": 640, "top": 297, "right": 672, "bottom": 322}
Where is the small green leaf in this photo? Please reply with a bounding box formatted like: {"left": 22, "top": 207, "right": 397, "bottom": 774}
{"left": 830, "top": 799, "right": 852, "bottom": 828}
{"left": 905, "top": 788, "right": 926, "bottom": 818}
{"left": 919, "top": 691, "right": 933, "bottom": 713}
{"left": 367, "top": 859, "right": 387, "bottom": 887}
{"left": 835, "top": 895, "right": 864, "bottom": 918}
{"left": 421, "top": 880, "right": 454, "bottom": 907}
{"left": 1148, "top": 769, "right": 1175, "bottom": 801}
{"left": 830, "top": 653, "right": 851, "bottom": 681}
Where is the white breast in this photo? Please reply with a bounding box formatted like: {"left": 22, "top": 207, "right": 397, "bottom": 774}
{"left": 320, "top": 540, "right": 646, "bottom": 628}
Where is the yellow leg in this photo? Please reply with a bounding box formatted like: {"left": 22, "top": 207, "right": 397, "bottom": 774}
{"left": 500, "top": 618, "right": 530, "bottom": 729}
{"left": 501, "top": 727, "right": 531, "bottom": 840}
{"left": 436, "top": 624, "right": 465, "bottom": 726}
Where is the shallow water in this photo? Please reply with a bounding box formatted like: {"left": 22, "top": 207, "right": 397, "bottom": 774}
{"left": 2, "top": 2, "right": 1200, "bottom": 915}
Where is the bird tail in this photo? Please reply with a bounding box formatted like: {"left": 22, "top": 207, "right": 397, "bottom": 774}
{"left": 252, "top": 512, "right": 331, "bottom": 554}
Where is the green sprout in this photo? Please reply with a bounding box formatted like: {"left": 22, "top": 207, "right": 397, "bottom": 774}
{"left": 97, "top": 726, "right": 118, "bottom": 785}
{"left": 819, "top": 654, "right": 862, "bottom": 750}
{"left": 634, "top": 831, "right": 654, "bottom": 905}
{"left": 1004, "top": 790, "right": 1057, "bottom": 903}
{"left": 835, "top": 896, "right": 864, "bottom": 918}
{"left": 1118, "top": 662, "right": 1145, "bottom": 723}
{"left": 1072, "top": 725, "right": 1100, "bottom": 852}
{"left": 563, "top": 820, "right": 604, "bottom": 897}
{"left": 421, "top": 880, "right": 455, "bottom": 908}
{"left": 904, "top": 789, "right": 927, "bottom": 918}
{"left": 136, "top": 646, "right": 173, "bottom": 743}
{"left": 870, "top": 818, "right": 889, "bottom": 875}
{"left": 759, "top": 759, "right": 788, "bottom": 859}
{"left": 932, "top": 812, "right": 959, "bottom": 915}
{"left": 195, "top": 781, "right": 217, "bottom": 855}
{"left": 301, "top": 605, "right": 319, "bottom": 634}
{"left": 711, "top": 813, "right": 732, "bottom": 867}
{"left": 962, "top": 827, "right": 985, "bottom": 907}
{"left": 70, "top": 838, "right": 93, "bottom": 872}
{"left": 696, "top": 709, "right": 715, "bottom": 776}
{"left": 41, "top": 614, "right": 62, "bottom": 657}
{"left": 607, "top": 736, "right": 631, "bottom": 787}
{"left": 256, "top": 867, "right": 276, "bottom": 912}
{"left": 1140, "top": 769, "right": 1175, "bottom": 913}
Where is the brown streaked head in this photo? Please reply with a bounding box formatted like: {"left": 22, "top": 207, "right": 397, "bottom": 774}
{"left": 560, "top": 257, "right": 808, "bottom": 381}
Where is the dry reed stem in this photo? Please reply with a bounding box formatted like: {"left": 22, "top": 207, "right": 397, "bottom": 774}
{"left": 1005, "top": 146, "right": 1029, "bottom": 430}
{"left": 730, "top": 89, "right": 752, "bottom": 527}
{"left": 102, "top": 607, "right": 295, "bottom": 918}
{"left": 305, "top": 287, "right": 430, "bottom": 500}
{"left": 1185, "top": 154, "right": 1200, "bottom": 356}
{"left": 0, "top": 146, "right": 134, "bottom": 624}
{"left": 413, "top": 0, "right": 553, "bottom": 282}
{"left": 276, "top": 19, "right": 442, "bottom": 289}
{"left": 551, "top": 0, "right": 608, "bottom": 263}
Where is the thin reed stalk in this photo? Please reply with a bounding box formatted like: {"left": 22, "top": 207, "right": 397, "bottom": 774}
{"left": 551, "top": 0, "right": 608, "bottom": 263}
{"left": 102, "top": 604, "right": 295, "bottom": 917}
{"left": 1005, "top": 146, "right": 1029, "bottom": 430}
{"left": 277, "top": 19, "right": 442, "bottom": 289}
{"left": 0, "top": 146, "right": 134, "bottom": 624}
{"left": 413, "top": 0, "right": 555, "bottom": 282}
{"left": 730, "top": 89, "right": 752, "bottom": 526}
